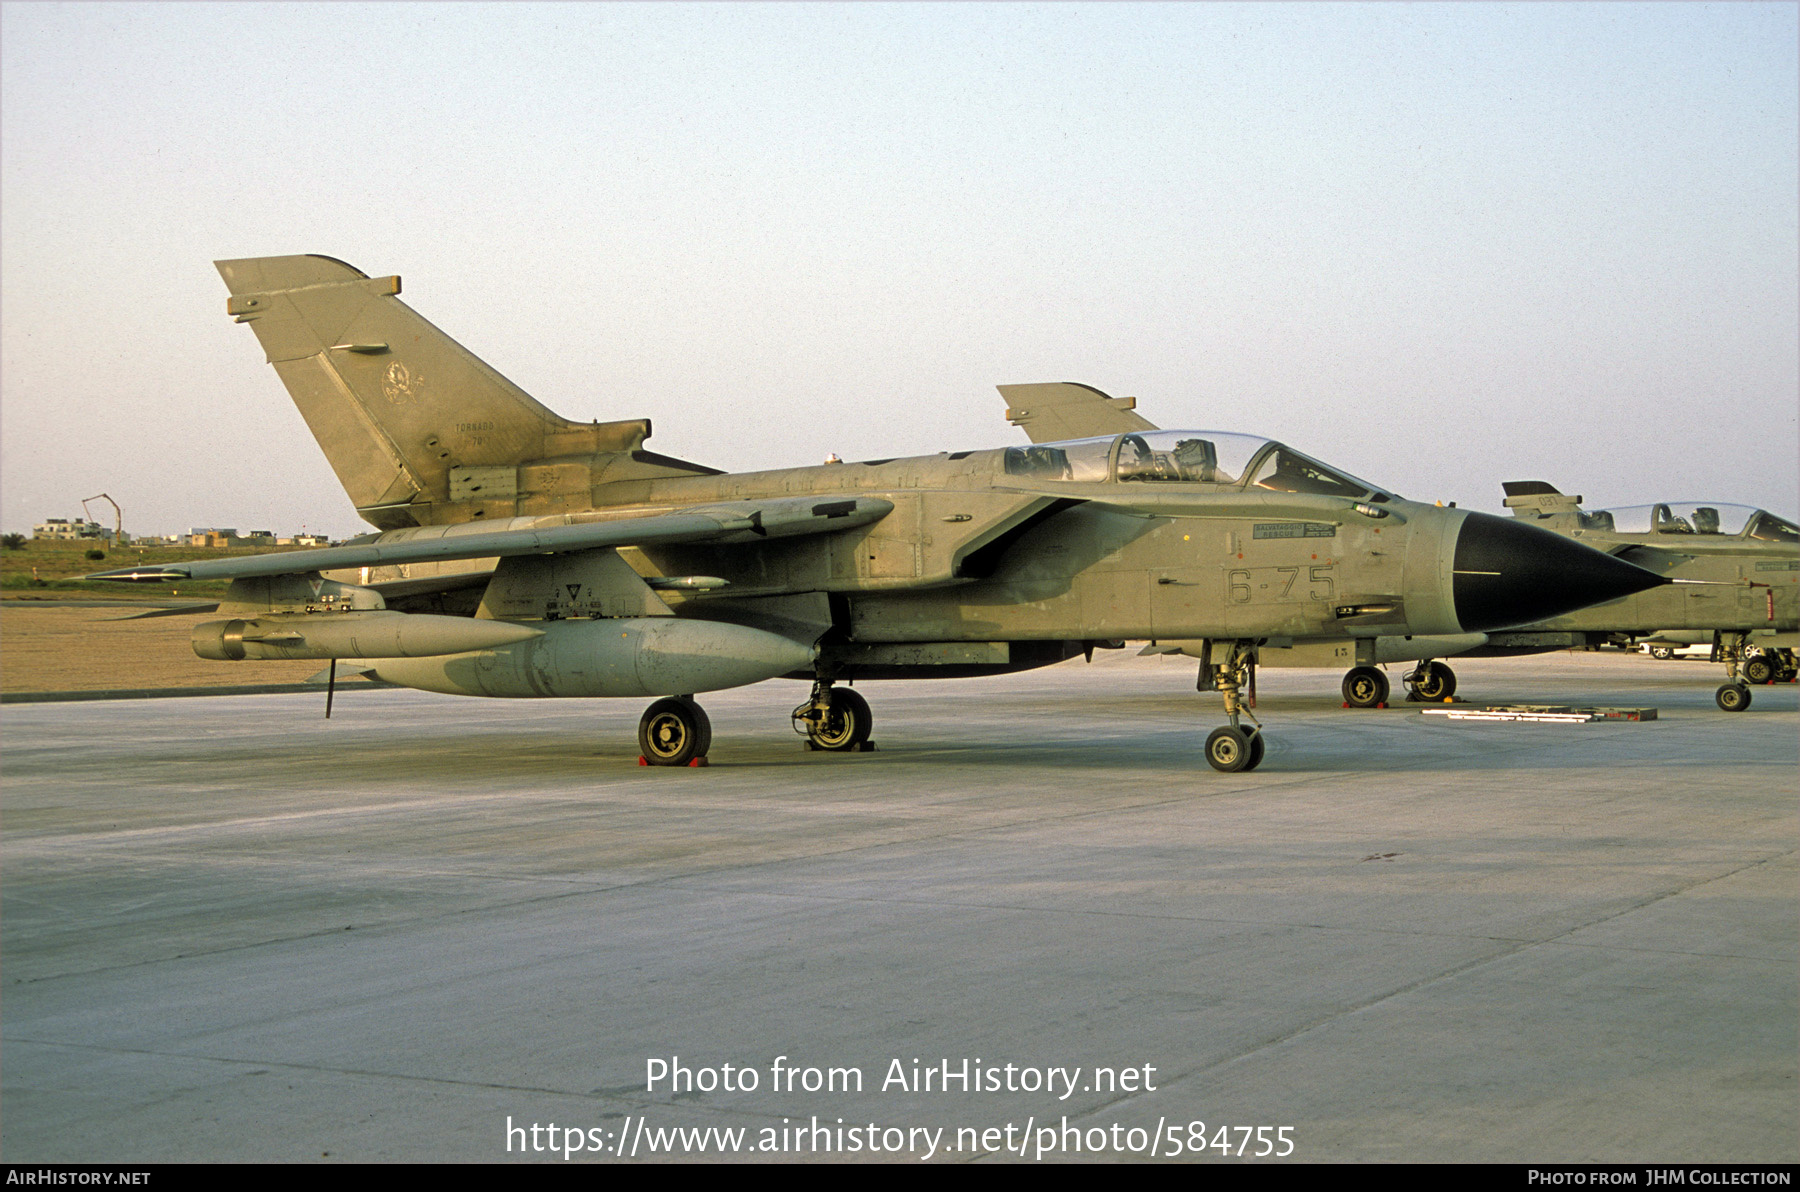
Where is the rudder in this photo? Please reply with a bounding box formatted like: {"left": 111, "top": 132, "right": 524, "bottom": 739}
{"left": 217, "top": 255, "right": 660, "bottom": 529}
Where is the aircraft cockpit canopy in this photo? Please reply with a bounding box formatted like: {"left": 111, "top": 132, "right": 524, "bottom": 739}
{"left": 1002, "top": 431, "right": 1394, "bottom": 501}
{"left": 1593, "top": 503, "right": 1799, "bottom": 543}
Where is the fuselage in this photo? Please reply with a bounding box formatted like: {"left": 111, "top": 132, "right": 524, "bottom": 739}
{"left": 337, "top": 430, "right": 1662, "bottom": 652}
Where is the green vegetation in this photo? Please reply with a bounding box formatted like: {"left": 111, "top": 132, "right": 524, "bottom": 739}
{"left": 0, "top": 537, "right": 318, "bottom": 600}
{"left": 1, "top": 574, "right": 237, "bottom": 598}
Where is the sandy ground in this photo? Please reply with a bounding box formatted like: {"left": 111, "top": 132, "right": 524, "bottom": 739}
{"left": 1, "top": 603, "right": 321, "bottom": 692}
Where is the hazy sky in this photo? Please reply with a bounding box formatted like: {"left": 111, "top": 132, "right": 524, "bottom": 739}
{"left": 3, "top": 1, "right": 1795, "bottom": 538}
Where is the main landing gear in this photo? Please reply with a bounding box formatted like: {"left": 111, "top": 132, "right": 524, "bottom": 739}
{"left": 1772, "top": 649, "right": 1800, "bottom": 684}
{"left": 792, "top": 678, "right": 875, "bottom": 752}
{"left": 1200, "top": 641, "right": 1266, "bottom": 773}
{"left": 1741, "top": 653, "right": 1776, "bottom": 685}
{"left": 1340, "top": 657, "right": 1456, "bottom": 709}
{"left": 1402, "top": 659, "right": 1457, "bottom": 702}
{"left": 638, "top": 696, "right": 713, "bottom": 766}
{"left": 637, "top": 677, "right": 880, "bottom": 766}
{"left": 1341, "top": 666, "right": 1389, "bottom": 709}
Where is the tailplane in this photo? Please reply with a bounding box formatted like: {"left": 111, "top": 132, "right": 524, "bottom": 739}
{"left": 217, "top": 255, "right": 713, "bottom": 529}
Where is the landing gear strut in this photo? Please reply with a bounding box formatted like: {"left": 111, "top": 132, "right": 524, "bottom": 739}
{"left": 638, "top": 696, "right": 712, "bottom": 765}
{"left": 1402, "top": 659, "right": 1456, "bottom": 702}
{"left": 1200, "top": 641, "right": 1266, "bottom": 772}
{"left": 1714, "top": 631, "right": 1753, "bottom": 713}
{"left": 1774, "top": 649, "right": 1799, "bottom": 683}
{"left": 793, "top": 678, "right": 875, "bottom": 752}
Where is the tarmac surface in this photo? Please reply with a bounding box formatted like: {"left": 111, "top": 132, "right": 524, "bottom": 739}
{"left": 2, "top": 651, "right": 1794, "bottom": 1163}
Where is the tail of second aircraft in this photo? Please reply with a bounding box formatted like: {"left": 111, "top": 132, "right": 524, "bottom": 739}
{"left": 1501, "top": 481, "right": 1583, "bottom": 519}
{"left": 216, "top": 255, "right": 713, "bottom": 530}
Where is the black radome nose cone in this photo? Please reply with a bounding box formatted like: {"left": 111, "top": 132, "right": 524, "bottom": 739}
{"left": 1453, "top": 512, "right": 1668, "bottom": 632}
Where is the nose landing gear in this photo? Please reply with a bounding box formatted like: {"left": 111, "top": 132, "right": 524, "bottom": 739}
{"left": 1714, "top": 632, "right": 1757, "bottom": 713}
{"left": 1201, "top": 641, "right": 1266, "bottom": 772}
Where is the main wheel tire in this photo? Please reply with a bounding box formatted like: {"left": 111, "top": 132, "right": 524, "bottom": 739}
{"left": 639, "top": 697, "right": 713, "bottom": 765}
{"left": 1742, "top": 656, "right": 1775, "bottom": 685}
{"left": 1715, "top": 683, "right": 1752, "bottom": 713}
{"left": 1649, "top": 646, "right": 1674, "bottom": 660}
{"left": 1411, "top": 661, "right": 1456, "bottom": 701}
{"left": 1243, "top": 729, "right": 1266, "bottom": 772}
{"left": 1342, "top": 666, "right": 1389, "bottom": 708}
{"left": 808, "top": 688, "right": 872, "bottom": 751}
{"left": 1204, "top": 726, "right": 1253, "bottom": 772}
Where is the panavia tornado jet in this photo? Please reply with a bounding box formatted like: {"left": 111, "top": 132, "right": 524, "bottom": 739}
{"left": 1250, "top": 484, "right": 1798, "bottom": 712}
{"left": 92, "top": 255, "right": 1667, "bottom": 770}
{"left": 1488, "top": 485, "right": 1797, "bottom": 709}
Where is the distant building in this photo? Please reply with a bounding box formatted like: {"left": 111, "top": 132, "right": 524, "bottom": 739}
{"left": 83, "top": 527, "right": 333, "bottom": 548}
{"left": 33, "top": 518, "right": 110, "bottom": 541}
{"left": 188, "top": 527, "right": 241, "bottom": 548}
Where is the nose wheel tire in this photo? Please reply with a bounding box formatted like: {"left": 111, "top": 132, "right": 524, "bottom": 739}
{"left": 1715, "top": 683, "right": 1752, "bottom": 713}
{"left": 806, "top": 688, "right": 872, "bottom": 751}
{"left": 1205, "top": 726, "right": 1265, "bottom": 773}
{"left": 1342, "top": 666, "right": 1389, "bottom": 708}
{"left": 639, "top": 697, "right": 713, "bottom": 765}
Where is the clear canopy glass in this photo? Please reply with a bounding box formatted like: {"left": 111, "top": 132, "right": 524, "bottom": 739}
{"left": 1588, "top": 503, "right": 1798, "bottom": 542}
{"left": 1001, "top": 431, "right": 1392, "bottom": 500}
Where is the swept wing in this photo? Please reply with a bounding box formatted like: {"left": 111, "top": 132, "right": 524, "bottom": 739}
{"left": 89, "top": 496, "right": 894, "bottom": 582}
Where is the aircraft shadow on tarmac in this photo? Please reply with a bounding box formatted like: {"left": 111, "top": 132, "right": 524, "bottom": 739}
{"left": 110, "top": 678, "right": 1794, "bottom": 781}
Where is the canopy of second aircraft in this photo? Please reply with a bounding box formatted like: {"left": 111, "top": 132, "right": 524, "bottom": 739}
{"left": 1575, "top": 503, "right": 1797, "bottom": 541}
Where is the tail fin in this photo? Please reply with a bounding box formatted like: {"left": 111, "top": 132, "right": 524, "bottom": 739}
{"left": 216, "top": 255, "right": 709, "bottom": 530}
{"left": 999, "top": 382, "right": 1156, "bottom": 444}
{"left": 1500, "top": 480, "right": 1583, "bottom": 519}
